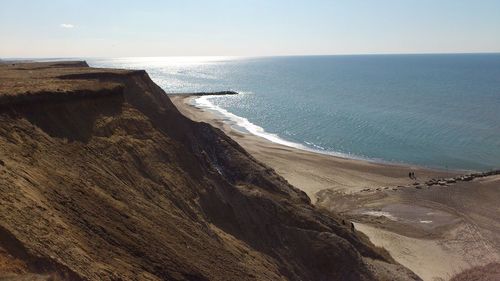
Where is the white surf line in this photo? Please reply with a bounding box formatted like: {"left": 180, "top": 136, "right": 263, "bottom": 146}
{"left": 190, "top": 94, "right": 380, "bottom": 163}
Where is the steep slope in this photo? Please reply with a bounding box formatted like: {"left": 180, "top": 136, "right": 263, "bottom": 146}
{"left": 0, "top": 61, "right": 420, "bottom": 280}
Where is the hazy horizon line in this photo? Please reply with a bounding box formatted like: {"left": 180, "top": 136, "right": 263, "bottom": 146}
{"left": 2, "top": 51, "right": 500, "bottom": 60}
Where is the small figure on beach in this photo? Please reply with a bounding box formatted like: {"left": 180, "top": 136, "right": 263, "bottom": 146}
{"left": 408, "top": 172, "right": 412, "bottom": 179}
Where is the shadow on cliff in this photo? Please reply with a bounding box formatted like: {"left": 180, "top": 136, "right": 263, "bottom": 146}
{"left": 2, "top": 93, "right": 124, "bottom": 142}
{"left": 0, "top": 62, "right": 421, "bottom": 281}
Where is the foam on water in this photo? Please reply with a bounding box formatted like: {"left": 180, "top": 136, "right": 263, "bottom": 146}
{"left": 192, "top": 94, "right": 366, "bottom": 161}
{"left": 88, "top": 55, "right": 500, "bottom": 171}
{"left": 193, "top": 94, "right": 311, "bottom": 149}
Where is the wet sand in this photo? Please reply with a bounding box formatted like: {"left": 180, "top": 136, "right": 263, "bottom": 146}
{"left": 171, "top": 94, "right": 500, "bottom": 281}
{"left": 349, "top": 175, "right": 500, "bottom": 280}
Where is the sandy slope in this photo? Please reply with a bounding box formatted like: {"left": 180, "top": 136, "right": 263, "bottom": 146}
{"left": 0, "top": 61, "right": 420, "bottom": 280}
{"left": 171, "top": 95, "right": 456, "bottom": 203}
{"left": 172, "top": 94, "right": 500, "bottom": 281}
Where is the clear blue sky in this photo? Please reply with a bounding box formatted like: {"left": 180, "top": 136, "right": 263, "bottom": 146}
{"left": 1, "top": 0, "right": 499, "bottom": 58}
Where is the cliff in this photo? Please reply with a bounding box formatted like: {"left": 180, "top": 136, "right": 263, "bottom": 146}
{"left": 0, "top": 61, "right": 420, "bottom": 280}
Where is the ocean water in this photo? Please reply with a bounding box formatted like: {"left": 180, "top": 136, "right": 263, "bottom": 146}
{"left": 88, "top": 54, "right": 500, "bottom": 171}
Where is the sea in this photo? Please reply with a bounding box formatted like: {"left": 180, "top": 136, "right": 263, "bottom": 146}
{"left": 88, "top": 54, "right": 500, "bottom": 171}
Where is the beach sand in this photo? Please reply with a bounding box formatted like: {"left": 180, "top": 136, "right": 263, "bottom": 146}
{"left": 171, "top": 94, "right": 500, "bottom": 281}
{"left": 171, "top": 95, "right": 455, "bottom": 203}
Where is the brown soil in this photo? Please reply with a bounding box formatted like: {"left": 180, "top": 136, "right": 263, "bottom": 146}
{"left": 0, "top": 62, "right": 420, "bottom": 280}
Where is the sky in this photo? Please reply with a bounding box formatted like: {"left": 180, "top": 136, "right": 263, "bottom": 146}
{"left": 1, "top": 0, "right": 500, "bottom": 58}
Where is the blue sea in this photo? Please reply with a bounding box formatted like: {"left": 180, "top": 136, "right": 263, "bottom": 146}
{"left": 89, "top": 54, "right": 500, "bottom": 171}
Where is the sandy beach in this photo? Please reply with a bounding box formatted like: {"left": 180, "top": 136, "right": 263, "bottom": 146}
{"left": 171, "top": 95, "right": 456, "bottom": 202}
{"left": 4, "top": 0, "right": 500, "bottom": 279}
{"left": 172, "top": 94, "right": 500, "bottom": 281}
{"left": 2, "top": 61, "right": 432, "bottom": 281}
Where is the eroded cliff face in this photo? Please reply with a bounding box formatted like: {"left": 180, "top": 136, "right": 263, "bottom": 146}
{"left": 0, "top": 62, "right": 420, "bottom": 281}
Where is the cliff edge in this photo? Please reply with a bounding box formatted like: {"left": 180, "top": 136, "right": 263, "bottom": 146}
{"left": 0, "top": 61, "right": 420, "bottom": 280}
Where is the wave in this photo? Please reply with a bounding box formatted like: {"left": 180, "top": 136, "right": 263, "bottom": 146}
{"left": 191, "top": 94, "right": 371, "bottom": 162}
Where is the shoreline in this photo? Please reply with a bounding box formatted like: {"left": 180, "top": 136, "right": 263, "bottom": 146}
{"left": 3, "top": 60, "right": 426, "bottom": 281}
{"left": 173, "top": 93, "right": 473, "bottom": 173}
{"left": 171, "top": 93, "right": 500, "bottom": 281}
{"left": 171, "top": 94, "right": 457, "bottom": 202}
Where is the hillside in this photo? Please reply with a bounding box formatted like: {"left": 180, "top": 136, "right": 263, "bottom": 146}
{"left": 0, "top": 61, "right": 420, "bottom": 280}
